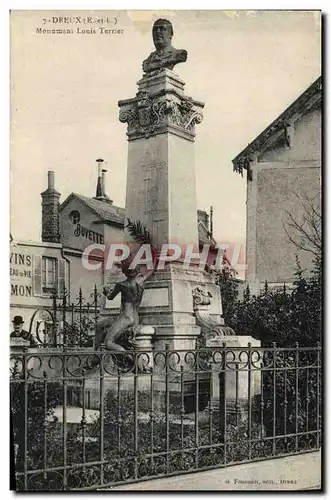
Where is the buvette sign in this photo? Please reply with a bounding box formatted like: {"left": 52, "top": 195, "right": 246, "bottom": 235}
{"left": 74, "top": 223, "right": 104, "bottom": 244}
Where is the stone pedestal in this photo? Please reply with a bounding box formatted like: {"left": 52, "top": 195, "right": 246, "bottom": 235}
{"left": 118, "top": 69, "right": 222, "bottom": 351}
{"left": 206, "top": 336, "right": 261, "bottom": 420}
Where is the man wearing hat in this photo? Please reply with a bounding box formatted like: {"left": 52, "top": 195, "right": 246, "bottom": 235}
{"left": 10, "top": 316, "right": 37, "bottom": 346}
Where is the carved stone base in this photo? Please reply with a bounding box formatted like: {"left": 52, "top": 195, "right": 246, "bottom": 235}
{"left": 140, "top": 263, "right": 223, "bottom": 352}
{"left": 102, "top": 263, "right": 223, "bottom": 354}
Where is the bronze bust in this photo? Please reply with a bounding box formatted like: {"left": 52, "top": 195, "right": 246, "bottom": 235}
{"left": 142, "top": 19, "right": 187, "bottom": 75}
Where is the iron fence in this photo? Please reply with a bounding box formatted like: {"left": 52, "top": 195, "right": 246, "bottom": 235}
{"left": 10, "top": 343, "right": 321, "bottom": 491}
{"left": 29, "top": 287, "right": 100, "bottom": 347}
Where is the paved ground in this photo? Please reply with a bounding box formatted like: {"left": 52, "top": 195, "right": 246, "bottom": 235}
{"left": 108, "top": 451, "right": 321, "bottom": 491}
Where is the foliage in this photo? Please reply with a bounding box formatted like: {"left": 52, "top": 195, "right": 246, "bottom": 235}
{"left": 11, "top": 377, "right": 63, "bottom": 472}
{"left": 125, "top": 218, "right": 152, "bottom": 245}
{"left": 261, "top": 349, "right": 320, "bottom": 438}
{"left": 11, "top": 369, "right": 320, "bottom": 492}
{"left": 215, "top": 268, "right": 239, "bottom": 329}
{"left": 216, "top": 184, "right": 322, "bottom": 348}
{"left": 58, "top": 317, "right": 94, "bottom": 347}
{"left": 218, "top": 256, "right": 321, "bottom": 347}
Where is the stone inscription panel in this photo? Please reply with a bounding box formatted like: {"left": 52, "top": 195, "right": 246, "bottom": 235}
{"left": 141, "top": 287, "right": 169, "bottom": 307}
{"left": 142, "top": 162, "right": 166, "bottom": 215}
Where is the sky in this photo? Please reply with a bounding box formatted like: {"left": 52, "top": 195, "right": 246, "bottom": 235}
{"left": 10, "top": 10, "right": 321, "bottom": 247}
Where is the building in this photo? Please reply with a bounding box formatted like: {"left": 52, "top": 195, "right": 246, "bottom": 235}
{"left": 10, "top": 165, "right": 217, "bottom": 329}
{"left": 10, "top": 239, "right": 68, "bottom": 333}
{"left": 232, "top": 76, "right": 321, "bottom": 295}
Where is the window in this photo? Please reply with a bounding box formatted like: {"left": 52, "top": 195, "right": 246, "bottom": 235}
{"left": 42, "top": 257, "right": 57, "bottom": 294}
{"left": 69, "top": 210, "right": 80, "bottom": 224}
{"left": 33, "top": 256, "right": 67, "bottom": 297}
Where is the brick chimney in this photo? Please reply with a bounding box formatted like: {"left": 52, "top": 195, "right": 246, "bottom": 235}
{"left": 41, "top": 171, "right": 61, "bottom": 243}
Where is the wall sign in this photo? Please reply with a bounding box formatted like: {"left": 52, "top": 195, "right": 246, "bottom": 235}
{"left": 74, "top": 223, "right": 104, "bottom": 244}
{"left": 10, "top": 252, "right": 33, "bottom": 297}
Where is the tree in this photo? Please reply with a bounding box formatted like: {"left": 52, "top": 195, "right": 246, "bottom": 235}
{"left": 215, "top": 268, "right": 239, "bottom": 330}
{"left": 217, "top": 190, "right": 322, "bottom": 347}
{"left": 283, "top": 192, "right": 321, "bottom": 260}
{"left": 218, "top": 258, "right": 321, "bottom": 347}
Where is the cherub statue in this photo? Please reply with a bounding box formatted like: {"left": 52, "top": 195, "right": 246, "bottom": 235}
{"left": 84, "top": 254, "right": 157, "bottom": 371}
{"left": 95, "top": 262, "right": 155, "bottom": 353}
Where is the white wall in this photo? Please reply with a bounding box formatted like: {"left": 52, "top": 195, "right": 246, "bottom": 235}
{"left": 246, "top": 107, "right": 321, "bottom": 290}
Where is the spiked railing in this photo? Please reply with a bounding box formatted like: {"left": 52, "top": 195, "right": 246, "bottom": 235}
{"left": 10, "top": 343, "right": 321, "bottom": 491}
{"left": 29, "top": 287, "right": 101, "bottom": 348}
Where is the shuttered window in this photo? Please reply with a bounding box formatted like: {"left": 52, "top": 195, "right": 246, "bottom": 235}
{"left": 33, "top": 256, "right": 67, "bottom": 297}
{"left": 33, "top": 255, "right": 42, "bottom": 296}
{"left": 42, "top": 257, "right": 57, "bottom": 295}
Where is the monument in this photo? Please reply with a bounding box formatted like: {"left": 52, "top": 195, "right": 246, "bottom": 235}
{"left": 118, "top": 19, "right": 224, "bottom": 351}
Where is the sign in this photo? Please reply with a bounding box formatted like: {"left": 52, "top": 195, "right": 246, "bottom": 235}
{"left": 10, "top": 252, "right": 33, "bottom": 297}
{"left": 74, "top": 223, "right": 104, "bottom": 244}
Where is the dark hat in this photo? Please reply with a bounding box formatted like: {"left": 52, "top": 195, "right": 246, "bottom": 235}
{"left": 123, "top": 267, "right": 139, "bottom": 278}
{"left": 13, "top": 315, "right": 24, "bottom": 325}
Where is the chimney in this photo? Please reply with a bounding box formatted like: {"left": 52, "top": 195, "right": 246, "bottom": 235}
{"left": 41, "top": 171, "right": 61, "bottom": 243}
{"left": 101, "top": 169, "right": 107, "bottom": 197}
{"left": 94, "top": 159, "right": 113, "bottom": 204}
{"left": 209, "top": 206, "right": 213, "bottom": 239}
{"left": 95, "top": 158, "right": 103, "bottom": 198}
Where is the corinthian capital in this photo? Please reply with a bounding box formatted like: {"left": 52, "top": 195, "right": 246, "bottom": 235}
{"left": 119, "top": 91, "right": 204, "bottom": 142}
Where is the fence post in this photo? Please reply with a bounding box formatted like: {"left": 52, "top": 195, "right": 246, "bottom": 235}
{"left": 43, "top": 371, "right": 48, "bottom": 480}
{"left": 165, "top": 343, "right": 170, "bottom": 474}
{"left": 295, "top": 341, "right": 299, "bottom": 451}
{"left": 247, "top": 342, "right": 252, "bottom": 460}
{"left": 218, "top": 342, "right": 226, "bottom": 454}
{"left": 52, "top": 293, "right": 58, "bottom": 347}
{"left": 99, "top": 348, "right": 105, "bottom": 485}
{"left": 272, "top": 341, "right": 277, "bottom": 455}
{"left": 23, "top": 348, "right": 28, "bottom": 490}
{"left": 62, "top": 349, "right": 67, "bottom": 490}
{"left": 79, "top": 288, "right": 83, "bottom": 346}
{"left": 62, "top": 292, "right": 67, "bottom": 347}
{"left": 316, "top": 341, "right": 321, "bottom": 449}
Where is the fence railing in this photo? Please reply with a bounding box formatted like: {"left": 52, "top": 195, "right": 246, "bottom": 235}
{"left": 29, "top": 287, "right": 101, "bottom": 347}
{"left": 10, "top": 343, "right": 321, "bottom": 491}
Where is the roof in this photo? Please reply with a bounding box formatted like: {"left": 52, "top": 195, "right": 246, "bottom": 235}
{"left": 60, "top": 193, "right": 125, "bottom": 226}
{"left": 11, "top": 239, "right": 62, "bottom": 249}
{"left": 60, "top": 193, "right": 216, "bottom": 245}
{"left": 232, "top": 76, "right": 322, "bottom": 177}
